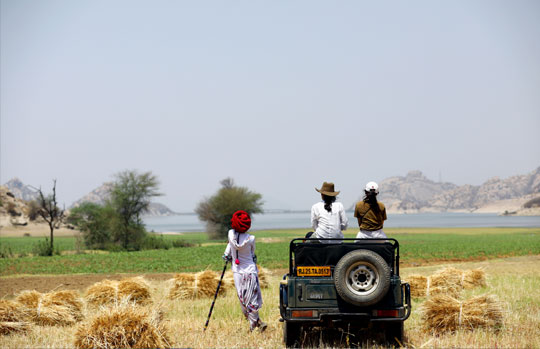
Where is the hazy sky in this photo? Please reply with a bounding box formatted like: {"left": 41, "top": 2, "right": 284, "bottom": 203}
{"left": 1, "top": 0, "right": 539, "bottom": 212}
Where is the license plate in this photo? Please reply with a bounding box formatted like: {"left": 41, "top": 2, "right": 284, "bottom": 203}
{"left": 297, "top": 266, "right": 331, "bottom": 277}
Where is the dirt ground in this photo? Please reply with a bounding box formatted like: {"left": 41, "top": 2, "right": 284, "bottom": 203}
{"left": 0, "top": 273, "right": 175, "bottom": 298}
{"left": 0, "top": 222, "right": 80, "bottom": 237}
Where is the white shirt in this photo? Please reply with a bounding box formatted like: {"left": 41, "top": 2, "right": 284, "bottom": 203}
{"left": 224, "top": 229, "right": 258, "bottom": 274}
{"left": 311, "top": 201, "right": 348, "bottom": 243}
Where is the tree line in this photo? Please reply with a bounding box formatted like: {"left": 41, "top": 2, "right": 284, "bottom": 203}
{"left": 34, "top": 170, "right": 263, "bottom": 255}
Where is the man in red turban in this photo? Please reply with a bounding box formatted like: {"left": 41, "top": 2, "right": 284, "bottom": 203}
{"left": 223, "top": 210, "right": 266, "bottom": 332}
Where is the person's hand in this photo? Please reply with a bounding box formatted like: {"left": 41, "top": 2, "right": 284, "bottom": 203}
{"left": 222, "top": 254, "right": 232, "bottom": 262}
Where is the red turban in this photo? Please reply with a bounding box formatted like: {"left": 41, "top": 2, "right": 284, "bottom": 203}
{"left": 231, "top": 210, "right": 251, "bottom": 233}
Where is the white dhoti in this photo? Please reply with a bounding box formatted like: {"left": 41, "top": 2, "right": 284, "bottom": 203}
{"left": 233, "top": 272, "right": 263, "bottom": 329}
{"left": 356, "top": 229, "right": 387, "bottom": 239}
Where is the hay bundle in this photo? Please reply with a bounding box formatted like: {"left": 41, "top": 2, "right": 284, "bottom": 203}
{"left": 86, "top": 277, "right": 152, "bottom": 307}
{"left": 15, "top": 290, "right": 41, "bottom": 309}
{"left": 42, "top": 290, "right": 84, "bottom": 321}
{"left": 16, "top": 290, "right": 84, "bottom": 326}
{"left": 463, "top": 268, "right": 487, "bottom": 289}
{"left": 85, "top": 280, "right": 119, "bottom": 306}
{"left": 422, "top": 294, "right": 503, "bottom": 333}
{"left": 0, "top": 321, "right": 31, "bottom": 336}
{"left": 168, "top": 270, "right": 228, "bottom": 300}
{"left": 406, "top": 275, "right": 428, "bottom": 298}
{"left": 431, "top": 267, "right": 464, "bottom": 288}
{"left": 257, "top": 264, "right": 271, "bottom": 288}
{"left": 196, "top": 270, "right": 222, "bottom": 298}
{"left": 74, "top": 303, "right": 170, "bottom": 349}
{"left": 118, "top": 277, "right": 152, "bottom": 305}
{"left": 405, "top": 274, "right": 461, "bottom": 298}
{"left": 0, "top": 299, "right": 30, "bottom": 322}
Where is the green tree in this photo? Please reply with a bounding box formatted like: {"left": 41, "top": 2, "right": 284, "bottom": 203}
{"left": 67, "top": 202, "right": 118, "bottom": 249}
{"left": 196, "top": 178, "right": 263, "bottom": 239}
{"left": 109, "top": 170, "right": 161, "bottom": 250}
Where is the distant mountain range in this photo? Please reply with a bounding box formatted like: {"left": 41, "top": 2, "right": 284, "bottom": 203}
{"left": 365, "top": 167, "right": 540, "bottom": 214}
{"left": 4, "top": 166, "right": 540, "bottom": 217}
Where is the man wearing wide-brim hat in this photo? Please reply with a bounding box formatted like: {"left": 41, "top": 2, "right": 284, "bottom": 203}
{"left": 309, "top": 182, "right": 348, "bottom": 243}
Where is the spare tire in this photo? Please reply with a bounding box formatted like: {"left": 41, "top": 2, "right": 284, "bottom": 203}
{"left": 334, "top": 249, "right": 391, "bottom": 306}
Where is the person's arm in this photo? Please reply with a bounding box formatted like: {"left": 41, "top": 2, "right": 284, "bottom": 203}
{"left": 340, "top": 203, "right": 348, "bottom": 231}
{"left": 382, "top": 205, "right": 387, "bottom": 221}
{"left": 311, "top": 205, "right": 318, "bottom": 231}
{"left": 223, "top": 243, "right": 232, "bottom": 261}
{"left": 354, "top": 203, "right": 362, "bottom": 227}
{"left": 251, "top": 237, "right": 257, "bottom": 263}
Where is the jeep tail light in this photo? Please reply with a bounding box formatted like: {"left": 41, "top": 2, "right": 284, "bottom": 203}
{"left": 373, "top": 309, "right": 399, "bottom": 317}
{"left": 292, "top": 310, "right": 318, "bottom": 318}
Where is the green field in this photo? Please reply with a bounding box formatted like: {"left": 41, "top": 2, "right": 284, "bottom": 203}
{"left": 1, "top": 227, "right": 539, "bottom": 276}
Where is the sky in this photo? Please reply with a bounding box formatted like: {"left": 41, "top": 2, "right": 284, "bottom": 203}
{"left": 1, "top": 0, "right": 539, "bottom": 212}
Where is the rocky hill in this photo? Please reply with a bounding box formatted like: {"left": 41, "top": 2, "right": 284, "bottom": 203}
{"left": 366, "top": 167, "right": 540, "bottom": 214}
{"left": 3, "top": 178, "right": 39, "bottom": 202}
{"left": 0, "top": 186, "right": 33, "bottom": 227}
{"left": 72, "top": 183, "right": 176, "bottom": 216}
{"left": 376, "top": 170, "right": 457, "bottom": 212}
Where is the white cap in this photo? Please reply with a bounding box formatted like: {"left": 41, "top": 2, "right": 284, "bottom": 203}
{"left": 365, "top": 181, "right": 379, "bottom": 194}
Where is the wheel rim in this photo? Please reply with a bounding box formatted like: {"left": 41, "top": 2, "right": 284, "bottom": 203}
{"left": 344, "top": 261, "right": 380, "bottom": 296}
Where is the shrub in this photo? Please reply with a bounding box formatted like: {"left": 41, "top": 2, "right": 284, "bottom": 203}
{"left": 33, "top": 238, "right": 60, "bottom": 256}
{"left": 26, "top": 200, "right": 41, "bottom": 221}
{"left": 171, "top": 239, "right": 195, "bottom": 248}
{"left": 68, "top": 203, "right": 117, "bottom": 250}
{"left": 141, "top": 235, "right": 171, "bottom": 250}
{"left": 0, "top": 246, "right": 13, "bottom": 258}
{"left": 196, "top": 178, "right": 263, "bottom": 239}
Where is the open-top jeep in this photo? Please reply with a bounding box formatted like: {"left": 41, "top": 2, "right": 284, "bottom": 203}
{"left": 279, "top": 238, "right": 411, "bottom": 347}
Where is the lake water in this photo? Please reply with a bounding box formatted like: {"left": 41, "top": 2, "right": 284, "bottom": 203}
{"left": 144, "top": 212, "right": 540, "bottom": 233}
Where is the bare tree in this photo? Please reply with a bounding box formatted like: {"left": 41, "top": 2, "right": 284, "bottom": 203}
{"left": 36, "top": 180, "right": 65, "bottom": 256}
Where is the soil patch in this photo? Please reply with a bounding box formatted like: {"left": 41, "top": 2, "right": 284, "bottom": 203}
{"left": 0, "top": 273, "right": 175, "bottom": 298}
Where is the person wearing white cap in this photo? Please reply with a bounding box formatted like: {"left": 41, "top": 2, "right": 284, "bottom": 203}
{"left": 354, "top": 181, "right": 388, "bottom": 239}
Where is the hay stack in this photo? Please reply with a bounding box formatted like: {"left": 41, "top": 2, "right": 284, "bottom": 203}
{"left": 196, "top": 270, "right": 223, "bottom": 298}
{"left": 257, "top": 264, "right": 270, "bottom": 289}
{"left": 118, "top": 277, "right": 152, "bottom": 305}
{"left": 15, "top": 290, "right": 83, "bottom": 326}
{"left": 17, "top": 290, "right": 84, "bottom": 326}
{"left": 422, "top": 294, "right": 503, "bottom": 333}
{"left": 406, "top": 275, "right": 428, "bottom": 298}
{"left": 431, "top": 267, "right": 464, "bottom": 288}
{"left": 168, "top": 270, "right": 228, "bottom": 300}
{"left": 74, "top": 303, "right": 170, "bottom": 349}
{"left": 16, "top": 290, "right": 41, "bottom": 309}
{"left": 463, "top": 268, "right": 487, "bottom": 289}
{"left": 0, "top": 322, "right": 31, "bottom": 336}
{"left": 85, "top": 277, "right": 152, "bottom": 307}
{"left": 405, "top": 274, "right": 461, "bottom": 298}
{"left": 85, "top": 280, "right": 119, "bottom": 306}
{"left": 43, "top": 290, "right": 84, "bottom": 321}
{"left": 0, "top": 299, "right": 30, "bottom": 322}
{"left": 406, "top": 267, "right": 487, "bottom": 298}
{"left": 0, "top": 299, "right": 32, "bottom": 336}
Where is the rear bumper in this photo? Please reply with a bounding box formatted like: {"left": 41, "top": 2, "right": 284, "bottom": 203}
{"left": 280, "top": 282, "right": 411, "bottom": 323}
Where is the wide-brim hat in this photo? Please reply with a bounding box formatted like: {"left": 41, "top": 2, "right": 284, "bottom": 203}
{"left": 315, "top": 182, "right": 340, "bottom": 196}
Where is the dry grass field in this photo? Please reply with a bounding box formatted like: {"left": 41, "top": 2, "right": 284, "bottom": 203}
{"left": 0, "top": 255, "right": 539, "bottom": 348}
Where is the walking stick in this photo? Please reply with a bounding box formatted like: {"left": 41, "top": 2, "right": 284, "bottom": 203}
{"left": 203, "top": 260, "right": 228, "bottom": 332}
